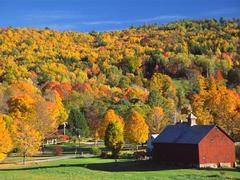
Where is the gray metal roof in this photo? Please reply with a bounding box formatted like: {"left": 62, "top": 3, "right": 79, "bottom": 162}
{"left": 154, "top": 123, "right": 215, "bottom": 144}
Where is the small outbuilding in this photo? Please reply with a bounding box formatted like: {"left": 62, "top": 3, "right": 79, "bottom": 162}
{"left": 153, "top": 113, "right": 236, "bottom": 168}
{"left": 146, "top": 134, "right": 159, "bottom": 156}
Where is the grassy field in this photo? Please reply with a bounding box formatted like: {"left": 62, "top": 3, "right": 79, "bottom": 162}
{"left": 0, "top": 158, "right": 239, "bottom": 180}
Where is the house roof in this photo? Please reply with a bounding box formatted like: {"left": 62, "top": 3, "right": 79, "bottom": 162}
{"left": 154, "top": 123, "right": 216, "bottom": 144}
{"left": 151, "top": 134, "right": 159, "bottom": 139}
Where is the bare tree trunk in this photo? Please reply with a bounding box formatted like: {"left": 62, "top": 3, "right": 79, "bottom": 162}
{"left": 23, "top": 154, "right": 26, "bottom": 165}
{"left": 78, "top": 136, "right": 81, "bottom": 156}
{"left": 113, "top": 150, "right": 118, "bottom": 162}
{"left": 75, "top": 145, "right": 77, "bottom": 157}
{"left": 41, "top": 143, "right": 45, "bottom": 155}
{"left": 207, "top": 67, "right": 209, "bottom": 78}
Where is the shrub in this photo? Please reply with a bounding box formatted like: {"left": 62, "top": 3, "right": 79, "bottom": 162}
{"left": 90, "top": 146, "right": 102, "bottom": 156}
{"left": 53, "top": 146, "right": 63, "bottom": 156}
{"left": 119, "top": 151, "right": 134, "bottom": 159}
{"left": 100, "top": 151, "right": 110, "bottom": 158}
{"left": 133, "top": 151, "right": 147, "bottom": 160}
{"left": 58, "top": 135, "right": 70, "bottom": 142}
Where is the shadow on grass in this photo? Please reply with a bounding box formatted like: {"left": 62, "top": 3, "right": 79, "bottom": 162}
{"left": 0, "top": 159, "right": 239, "bottom": 173}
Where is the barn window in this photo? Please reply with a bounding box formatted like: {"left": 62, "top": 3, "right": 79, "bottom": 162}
{"left": 210, "top": 138, "right": 214, "bottom": 143}
{"left": 203, "top": 156, "right": 206, "bottom": 160}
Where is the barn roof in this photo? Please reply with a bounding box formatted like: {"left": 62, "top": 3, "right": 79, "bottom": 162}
{"left": 154, "top": 123, "right": 215, "bottom": 144}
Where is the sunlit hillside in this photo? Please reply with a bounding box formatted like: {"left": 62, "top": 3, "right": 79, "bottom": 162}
{"left": 0, "top": 20, "right": 240, "bottom": 159}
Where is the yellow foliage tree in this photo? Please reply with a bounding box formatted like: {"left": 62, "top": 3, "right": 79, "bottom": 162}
{"left": 35, "top": 97, "right": 58, "bottom": 138}
{"left": 8, "top": 95, "right": 43, "bottom": 164}
{"left": 192, "top": 93, "right": 214, "bottom": 125}
{"left": 98, "top": 109, "right": 124, "bottom": 139}
{"left": 0, "top": 115, "right": 13, "bottom": 161}
{"left": 192, "top": 78, "right": 240, "bottom": 137}
{"left": 147, "top": 107, "right": 170, "bottom": 133}
{"left": 149, "top": 73, "right": 177, "bottom": 101}
{"left": 125, "top": 111, "right": 149, "bottom": 144}
{"left": 45, "top": 91, "right": 68, "bottom": 124}
{"left": 12, "top": 121, "right": 42, "bottom": 164}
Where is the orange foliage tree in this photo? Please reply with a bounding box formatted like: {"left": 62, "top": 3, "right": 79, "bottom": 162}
{"left": 192, "top": 77, "right": 240, "bottom": 138}
{"left": 6, "top": 80, "right": 62, "bottom": 138}
{"left": 98, "top": 109, "right": 124, "bottom": 139}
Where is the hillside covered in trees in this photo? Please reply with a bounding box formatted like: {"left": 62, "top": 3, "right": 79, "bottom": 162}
{"left": 0, "top": 19, "right": 240, "bottom": 159}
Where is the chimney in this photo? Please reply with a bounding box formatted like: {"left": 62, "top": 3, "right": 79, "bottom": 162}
{"left": 187, "top": 112, "right": 197, "bottom": 126}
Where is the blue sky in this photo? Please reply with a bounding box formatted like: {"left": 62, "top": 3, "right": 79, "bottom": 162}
{"left": 0, "top": 0, "right": 240, "bottom": 32}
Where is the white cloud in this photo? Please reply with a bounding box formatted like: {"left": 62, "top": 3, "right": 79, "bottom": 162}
{"left": 24, "top": 13, "right": 186, "bottom": 30}
{"left": 78, "top": 15, "right": 185, "bottom": 26}
{"left": 80, "top": 20, "right": 123, "bottom": 25}
{"left": 137, "top": 15, "right": 185, "bottom": 22}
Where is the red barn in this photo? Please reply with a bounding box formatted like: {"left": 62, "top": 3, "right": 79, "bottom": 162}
{"left": 153, "top": 113, "right": 236, "bottom": 168}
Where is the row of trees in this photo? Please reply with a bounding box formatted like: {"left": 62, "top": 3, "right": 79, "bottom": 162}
{"left": 0, "top": 74, "right": 239, "bottom": 161}
{"left": 103, "top": 109, "right": 149, "bottom": 159}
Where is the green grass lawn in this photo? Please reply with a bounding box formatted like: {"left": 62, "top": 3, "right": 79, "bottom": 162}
{"left": 0, "top": 158, "right": 239, "bottom": 180}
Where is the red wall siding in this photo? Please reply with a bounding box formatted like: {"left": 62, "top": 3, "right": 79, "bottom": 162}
{"left": 199, "top": 127, "right": 235, "bottom": 164}
{"left": 153, "top": 143, "right": 199, "bottom": 164}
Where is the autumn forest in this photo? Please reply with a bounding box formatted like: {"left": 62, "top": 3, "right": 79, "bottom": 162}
{"left": 0, "top": 19, "right": 240, "bottom": 160}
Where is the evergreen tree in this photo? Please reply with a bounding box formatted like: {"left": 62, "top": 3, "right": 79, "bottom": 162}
{"left": 68, "top": 109, "right": 89, "bottom": 137}
{"left": 104, "top": 121, "right": 124, "bottom": 160}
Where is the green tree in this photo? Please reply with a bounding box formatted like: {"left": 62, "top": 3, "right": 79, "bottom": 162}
{"left": 194, "top": 55, "right": 216, "bottom": 77}
{"left": 93, "top": 35, "right": 107, "bottom": 47}
{"left": 121, "top": 56, "right": 141, "bottom": 74}
{"left": 106, "top": 66, "right": 122, "bottom": 87}
{"left": 67, "top": 109, "right": 89, "bottom": 137}
{"left": 227, "top": 68, "right": 240, "bottom": 87}
{"left": 148, "top": 90, "right": 175, "bottom": 116}
{"left": 104, "top": 121, "right": 124, "bottom": 160}
{"left": 119, "top": 76, "right": 131, "bottom": 88}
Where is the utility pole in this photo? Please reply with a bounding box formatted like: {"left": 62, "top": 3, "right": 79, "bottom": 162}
{"left": 78, "top": 134, "right": 81, "bottom": 157}
{"left": 63, "top": 122, "right": 67, "bottom": 135}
